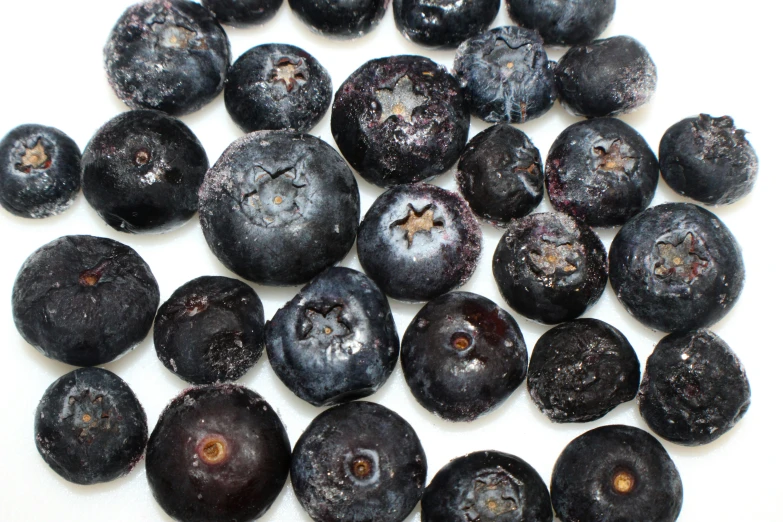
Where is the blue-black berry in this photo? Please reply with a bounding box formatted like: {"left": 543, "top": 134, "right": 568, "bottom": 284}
{"left": 201, "top": 0, "right": 283, "bottom": 26}
{"left": 290, "top": 0, "right": 387, "bottom": 38}
{"left": 507, "top": 0, "right": 615, "bottom": 46}
{"left": 393, "top": 0, "right": 499, "bottom": 49}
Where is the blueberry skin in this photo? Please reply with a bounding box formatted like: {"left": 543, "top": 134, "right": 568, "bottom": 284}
{"left": 358, "top": 183, "right": 482, "bottom": 302}
{"left": 659, "top": 114, "right": 759, "bottom": 205}
{"left": 0, "top": 124, "right": 81, "bottom": 218}
{"left": 224, "top": 44, "right": 332, "bottom": 133}
{"left": 393, "top": 0, "right": 499, "bottom": 49}
{"left": 493, "top": 212, "right": 607, "bottom": 324}
{"left": 290, "top": 0, "right": 387, "bottom": 38}
{"left": 146, "top": 384, "right": 290, "bottom": 522}
{"left": 332, "top": 55, "right": 470, "bottom": 187}
{"left": 199, "top": 131, "right": 360, "bottom": 286}
{"left": 609, "top": 203, "right": 745, "bottom": 333}
{"left": 551, "top": 425, "right": 683, "bottom": 522}
{"left": 82, "top": 110, "right": 209, "bottom": 234}
{"left": 291, "top": 401, "right": 427, "bottom": 522}
{"left": 555, "top": 35, "right": 657, "bottom": 118}
{"left": 267, "top": 267, "right": 399, "bottom": 406}
{"left": 639, "top": 329, "right": 750, "bottom": 446}
{"left": 104, "top": 0, "right": 231, "bottom": 116}
{"left": 546, "top": 117, "right": 659, "bottom": 228}
{"left": 454, "top": 26, "right": 557, "bottom": 124}
{"left": 201, "top": 0, "right": 283, "bottom": 26}
{"left": 507, "top": 0, "right": 615, "bottom": 46}
{"left": 35, "top": 368, "right": 147, "bottom": 485}
{"left": 422, "top": 450, "right": 552, "bottom": 522}
{"left": 12, "top": 235, "right": 160, "bottom": 366}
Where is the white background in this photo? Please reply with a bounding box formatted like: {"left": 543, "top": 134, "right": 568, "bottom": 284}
{"left": 0, "top": 0, "right": 779, "bottom": 520}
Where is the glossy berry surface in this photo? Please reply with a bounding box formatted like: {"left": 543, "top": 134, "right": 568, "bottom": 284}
{"left": 153, "top": 276, "right": 265, "bottom": 385}
{"left": 12, "top": 235, "right": 159, "bottom": 366}
{"left": 401, "top": 291, "right": 528, "bottom": 422}
{"left": 291, "top": 401, "right": 427, "bottom": 522}
{"left": 290, "top": 0, "right": 387, "bottom": 38}
{"left": 393, "top": 0, "right": 499, "bottom": 49}
{"left": 35, "top": 368, "right": 147, "bottom": 485}
{"left": 0, "top": 124, "right": 81, "bottom": 219}
{"left": 201, "top": 0, "right": 283, "bottom": 26}
{"left": 82, "top": 110, "right": 209, "bottom": 234}
{"left": 199, "top": 131, "right": 360, "bottom": 285}
{"left": 507, "top": 0, "right": 615, "bottom": 46}
{"left": 266, "top": 267, "right": 399, "bottom": 407}
{"left": 357, "top": 183, "right": 481, "bottom": 302}
{"left": 146, "top": 384, "right": 290, "bottom": 522}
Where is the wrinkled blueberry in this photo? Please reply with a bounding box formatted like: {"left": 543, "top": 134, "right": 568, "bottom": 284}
{"left": 266, "top": 267, "right": 399, "bottom": 406}
{"left": 12, "top": 235, "right": 159, "bottom": 366}
{"left": 332, "top": 55, "right": 469, "bottom": 187}
{"left": 199, "top": 131, "right": 360, "bottom": 285}
{"left": 201, "top": 0, "right": 283, "bottom": 26}
{"left": 393, "top": 0, "right": 499, "bottom": 48}
{"left": 546, "top": 117, "right": 659, "bottom": 228}
{"left": 291, "top": 401, "right": 427, "bottom": 522}
{"left": 493, "top": 212, "right": 607, "bottom": 324}
{"left": 0, "top": 124, "right": 81, "bottom": 219}
{"left": 507, "top": 0, "right": 615, "bottom": 46}
{"left": 609, "top": 203, "right": 745, "bottom": 332}
{"left": 82, "top": 110, "right": 209, "bottom": 234}
{"left": 290, "top": 0, "right": 387, "bottom": 38}
{"left": 146, "top": 384, "right": 290, "bottom": 522}
{"left": 224, "top": 44, "right": 332, "bottom": 133}
{"left": 104, "top": 0, "right": 231, "bottom": 116}
{"left": 35, "top": 368, "right": 147, "bottom": 485}
{"left": 358, "top": 183, "right": 481, "bottom": 302}
{"left": 454, "top": 26, "right": 557, "bottom": 124}
{"left": 555, "top": 35, "right": 656, "bottom": 118}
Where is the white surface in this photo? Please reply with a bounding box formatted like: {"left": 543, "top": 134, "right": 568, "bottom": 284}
{"left": 0, "top": 0, "right": 779, "bottom": 520}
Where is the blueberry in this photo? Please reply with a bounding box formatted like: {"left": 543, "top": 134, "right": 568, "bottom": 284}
{"left": 507, "top": 0, "right": 616, "bottom": 46}
{"left": 393, "top": 0, "right": 499, "bottom": 49}
{"left": 35, "top": 368, "right": 147, "bottom": 485}
{"left": 146, "top": 384, "right": 290, "bottom": 522}
{"left": 82, "top": 110, "right": 209, "bottom": 234}
{"left": 291, "top": 401, "right": 427, "bottom": 522}
{"left": 551, "top": 424, "right": 683, "bottom": 522}
{"left": 104, "top": 0, "right": 231, "bottom": 116}
{"left": 545, "top": 117, "right": 659, "bottom": 228}
{"left": 659, "top": 114, "right": 758, "bottom": 205}
{"left": 290, "top": 0, "right": 387, "bottom": 38}
{"left": 153, "top": 276, "right": 265, "bottom": 385}
{"left": 454, "top": 26, "right": 557, "bottom": 124}
{"left": 199, "top": 131, "right": 360, "bottom": 285}
{"left": 201, "top": 0, "right": 283, "bottom": 26}
{"left": 12, "top": 235, "right": 159, "bottom": 366}
{"left": 493, "top": 212, "right": 607, "bottom": 324}
{"left": 401, "top": 291, "right": 528, "bottom": 422}
{"left": 224, "top": 44, "right": 332, "bottom": 133}
{"left": 331, "top": 55, "right": 469, "bottom": 187}
{"left": 422, "top": 450, "right": 552, "bottom": 522}
{"left": 609, "top": 202, "right": 745, "bottom": 332}
{"left": 0, "top": 124, "right": 81, "bottom": 219}
{"left": 639, "top": 329, "right": 750, "bottom": 446}
{"left": 555, "top": 35, "right": 657, "bottom": 118}
{"left": 266, "top": 267, "right": 399, "bottom": 406}
{"left": 357, "top": 183, "right": 481, "bottom": 302}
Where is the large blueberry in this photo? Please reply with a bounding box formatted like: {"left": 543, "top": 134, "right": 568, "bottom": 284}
{"left": 290, "top": 0, "right": 387, "bottom": 38}
{"left": 507, "top": 0, "right": 616, "bottom": 46}
{"left": 393, "top": 0, "right": 499, "bottom": 48}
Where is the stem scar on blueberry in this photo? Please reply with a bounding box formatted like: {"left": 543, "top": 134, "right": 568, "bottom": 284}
{"left": 271, "top": 57, "right": 307, "bottom": 92}
{"left": 375, "top": 75, "right": 428, "bottom": 123}
{"left": 593, "top": 140, "right": 636, "bottom": 174}
{"left": 79, "top": 260, "right": 112, "bottom": 287}
{"left": 529, "top": 241, "right": 577, "bottom": 275}
{"left": 184, "top": 295, "right": 209, "bottom": 316}
{"left": 450, "top": 332, "right": 473, "bottom": 351}
{"left": 351, "top": 456, "right": 374, "bottom": 479}
{"left": 197, "top": 435, "right": 229, "bottom": 465}
{"left": 612, "top": 468, "right": 636, "bottom": 494}
{"left": 16, "top": 138, "right": 51, "bottom": 173}
{"left": 134, "top": 148, "right": 151, "bottom": 166}
{"left": 653, "top": 233, "right": 710, "bottom": 281}
{"left": 392, "top": 204, "right": 444, "bottom": 247}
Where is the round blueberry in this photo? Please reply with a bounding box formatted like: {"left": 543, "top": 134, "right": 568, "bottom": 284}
{"left": 290, "top": 0, "right": 387, "bottom": 38}
{"left": 393, "top": 0, "right": 499, "bottom": 49}
{"left": 507, "top": 0, "right": 616, "bottom": 46}
{"left": 201, "top": 0, "right": 283, "bottom": 26}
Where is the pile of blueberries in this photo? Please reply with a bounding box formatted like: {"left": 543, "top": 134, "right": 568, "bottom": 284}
{"left": 0, "top": 0, "right": 758, "bottom": 521}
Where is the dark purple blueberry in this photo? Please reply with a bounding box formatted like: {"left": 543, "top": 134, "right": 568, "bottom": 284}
{"left": 422, "top": 450, "right": 553, "bottom": 522}
{"left": 456, "top": 124, "right": 543, "bottom": 225}
{"left": 146, "top": 384, "right": 290, "bottom": 522}
{"left": 224, "top": 44, "right": 332, "bottom": 133}
{"left": 12, "top": 235, "right": 159, "bottom": 366}
{"left": 291, "top": 401, "right": 427, "bottom": 522}
{"left": 201, "top": 0, "right": 283, "bottom": 26}
{"left": 357, "top": 183, "right": 481, "bottom": 302}
{"left": 331, "top": 55, "right": 469, "bottom": 187}
{"left": 507, "top": 0, "right": 615, "bottom": 46}
{"left": 401, "top": 292, "right": 528, "bottom": 422}
{"left": 659, "top": 114, "right": 758, "bottom": 205}
{"left": 289, "top": 0, "right": 387, "bottom": 38}
{"left": 492, "top": 212, "right": 607, "bottom": 324}
{"left": 0, "top": 124, "right": 81, "bottom": 218}
{"left": 82, "top": 110, "right": 209, "bottom": 234}
{"left": 609, "top": 203, "right": 745, "bottom": 332}
{"left": 35, "top": 368, "right": 147, "bottom": 485}
{"left": 551, "top": 425, "right": 683, "bottom": 522}
{"left": 104, "top": 0, "right": 231, "bottom": 116}
{"left": 199, "top": 131, "right": 360, "bottom": 286}
{"left": 266, "top": 267, "right": 399, "bottom": 406}
{"left": 153, "top": 276, "right": 265, "bottom": 385}
{"left": 639, "top": 329, "right": 750, "bottom": 446}
{"left": 528, "top": 319, "right": 640, "bottom": 423}
{"left": 555, "top": 35, "right": 657, "bottom": 118}
{"left": 454, "top": 26, "right": 557, "bottom": 124}
{"left": 545, "top": 117, "right": 659, "bottom": 228}
{"left": 393, "top": 0, "right": 499, "bottom": 49}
